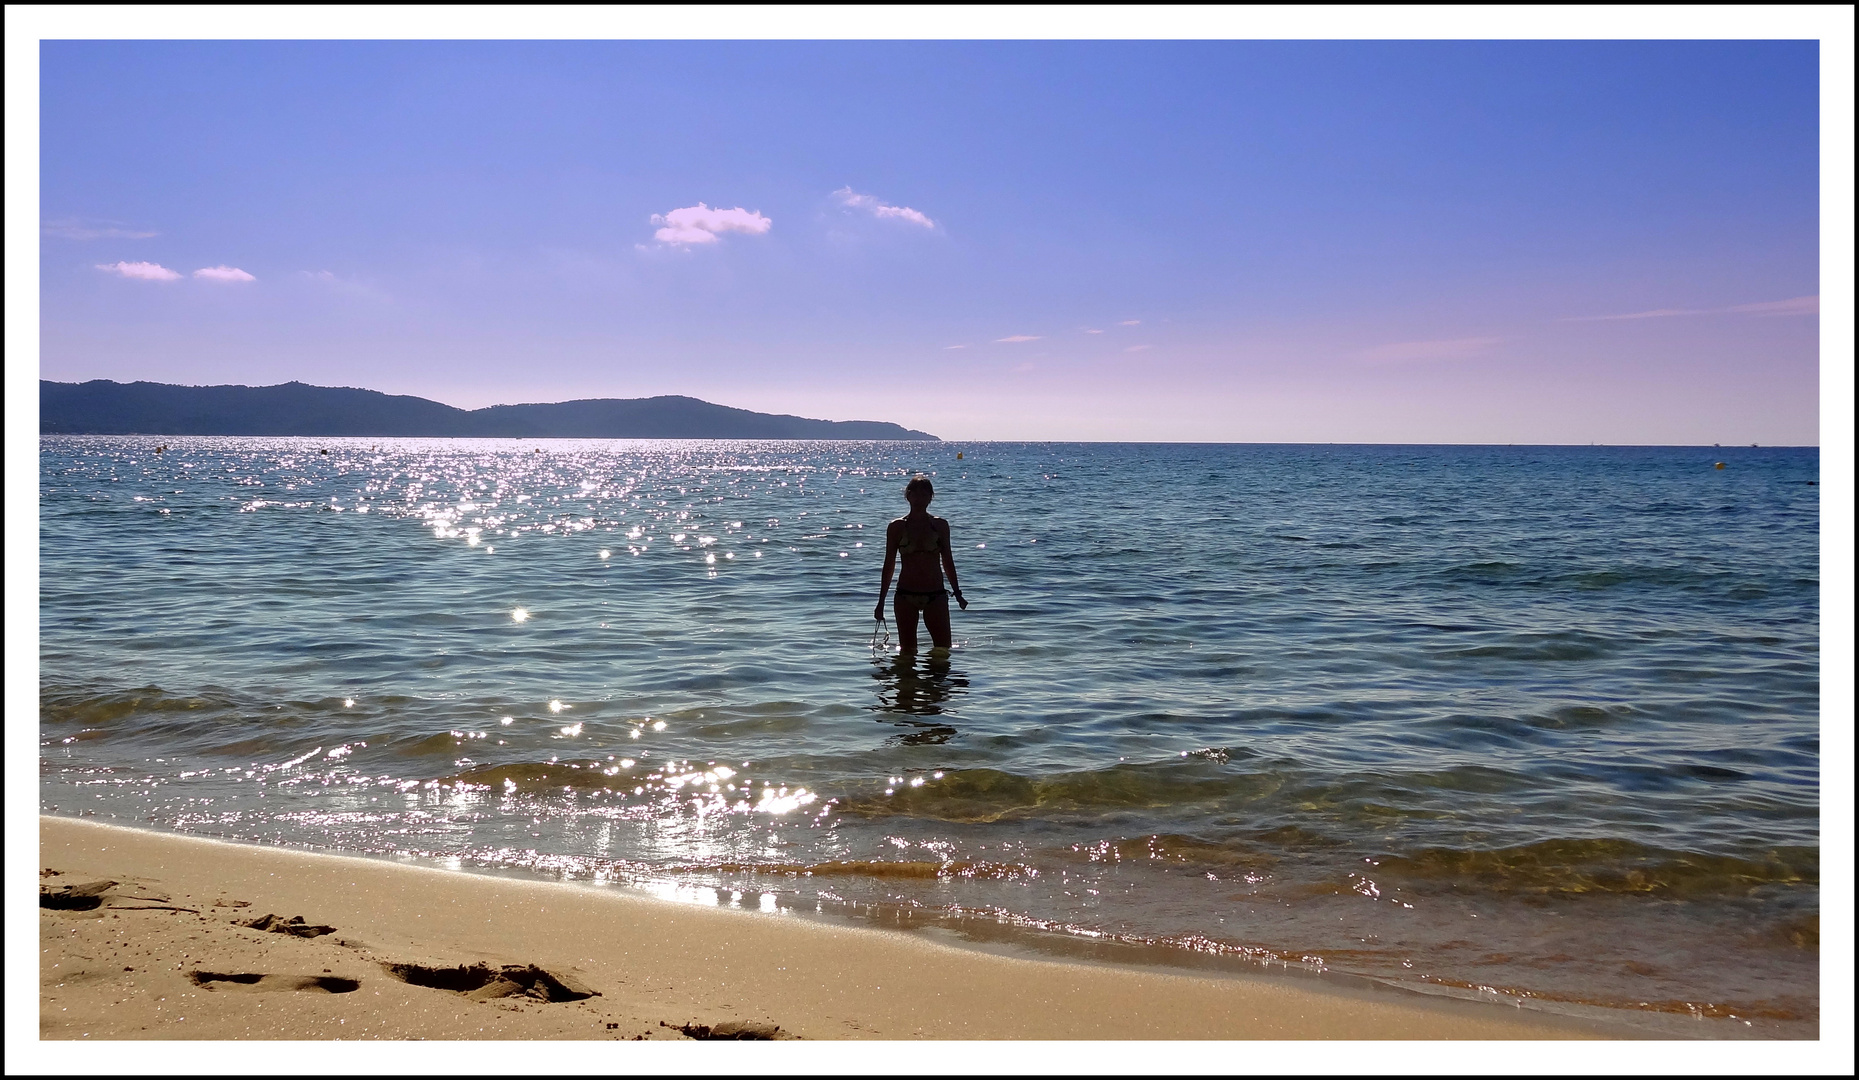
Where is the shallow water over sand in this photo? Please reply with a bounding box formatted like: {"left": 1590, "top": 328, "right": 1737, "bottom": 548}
{"left": 40, "top": 437, "right": 1819, "bottom": 1036}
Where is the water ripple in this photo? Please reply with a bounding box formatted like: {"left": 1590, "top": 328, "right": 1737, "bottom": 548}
{"left": 40, "top": 437, "right": 1819, "bottom": 1035}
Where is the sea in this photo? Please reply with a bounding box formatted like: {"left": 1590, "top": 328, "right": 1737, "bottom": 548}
{"left": 39, "top": 437, "right": 1821, "bottom": 1038}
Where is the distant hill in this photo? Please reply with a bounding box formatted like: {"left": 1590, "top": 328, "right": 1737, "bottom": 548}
{"left": 39, "top": 380, "right": 939, "bottom": 440}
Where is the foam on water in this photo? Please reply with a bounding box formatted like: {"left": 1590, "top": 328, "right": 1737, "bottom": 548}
{"left": 40, "top": 437, "right": 1819, "bottom": 1036}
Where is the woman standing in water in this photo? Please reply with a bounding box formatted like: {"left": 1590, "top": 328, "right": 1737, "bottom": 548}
{"left": 875, "top": 475, "right": 967, "bottom": 652}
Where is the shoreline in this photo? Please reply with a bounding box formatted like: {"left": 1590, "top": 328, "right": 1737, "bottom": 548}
{"left": 36, "top": 815, "right": 1629, "bottom": 1042}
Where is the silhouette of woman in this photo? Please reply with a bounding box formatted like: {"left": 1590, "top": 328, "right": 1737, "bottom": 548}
{"left": 874, "top": 475, "right": 967, "bottom": 651}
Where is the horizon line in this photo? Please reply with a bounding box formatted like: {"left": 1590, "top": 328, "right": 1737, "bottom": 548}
{"left": 35, "top": 433, "right": 1822, "bottom": 449}
{"left": 36, "top": 380, "right": 1820, "bottom": 448}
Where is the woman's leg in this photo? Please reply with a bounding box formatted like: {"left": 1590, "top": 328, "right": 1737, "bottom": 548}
{"left": 924, "top": 592, "right": 953, "bottom": 649}
{"left": 893, "top": 595, "right": 920, "bottom": 651}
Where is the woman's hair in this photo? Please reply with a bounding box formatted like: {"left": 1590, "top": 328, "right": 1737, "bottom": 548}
{"left": 905, "top": 475, "right": 934, "bottom": 501}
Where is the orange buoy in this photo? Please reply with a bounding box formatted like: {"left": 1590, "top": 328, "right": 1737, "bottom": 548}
{"left": 1714, "top": 462, "right": 1725, "bottom": 469}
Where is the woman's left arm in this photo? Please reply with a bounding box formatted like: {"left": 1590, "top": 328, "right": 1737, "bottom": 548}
{"left": 940, "top": 519, "right": 967, "bottom": 609}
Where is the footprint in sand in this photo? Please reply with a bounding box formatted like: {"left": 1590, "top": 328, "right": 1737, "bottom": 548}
{"left": 40, "top": 878, "right": 197, "bottom": 914}
{"left": 39, "top": 880, "right": 116, "bottom": 911}
{"left": 665, "top": 1018, "right": 791, "bottom": 1040}
{"left": 188, "top": 971, "right": 361, "bottom": 994}
{"left": 380, "top": 961, "right": 599, "bottom": 1003}
{"left": 238, "top": 913, "right": 338, "bottom": 938}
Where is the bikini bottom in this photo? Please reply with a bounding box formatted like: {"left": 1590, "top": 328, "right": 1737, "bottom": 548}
{"left": 894, "top": 587, "right": 948, "bottom": 611}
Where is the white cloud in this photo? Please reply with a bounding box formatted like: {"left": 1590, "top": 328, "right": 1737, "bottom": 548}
{"left": 945, "top": 344, "right": 967, "bottom": 350}
{"left": 1118, "top": 319, "right": 1141, "bottom": 326}
{"left": 833, "top": 187, "right": 935, "bottom": 229}
{"left": 1565, "top": 295, "right": 1819, "bottom": 321}
{"left": 995, "top": 335, "right": 1042, "bottom": 343}
{"left": 194, "top": 265, "right": 255, "bottom": 282}
{"left": 1084, "top": 328, "right": 1104, "bottom": 334}
{"left": 1124, "top": 344, "right": 1154, "bottom": 352}
{"left": 301, "top": 269, "right": 390, "bottom": 302}
{"left": 1357, "top": 337, "right": 1501, "bottom": 363}
{"left": 1726, "top": 295, "right": 1819, "bottom": 317}
{"left": 96, "top": 260, "right": 180, "bottom": 281}
{"left": 878, "top": 205, "right": 933, "bottom": 228}
{"left": 1563, "top": 307, "right": 1709, "bottom": 322}
{"left": 650, "top": 203, "right": 772, "bottom": 246}
{"left": 45, "top": 218, "right": 157, "bottom": 240}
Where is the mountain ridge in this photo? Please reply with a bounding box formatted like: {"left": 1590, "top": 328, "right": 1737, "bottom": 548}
{"left": 39, "top": 380, "right": 939, "bottom": 440}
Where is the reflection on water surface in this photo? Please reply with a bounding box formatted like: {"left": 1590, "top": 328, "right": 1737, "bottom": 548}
{"left": 40, "top": 437, "right": 1819, "bottom": 1037}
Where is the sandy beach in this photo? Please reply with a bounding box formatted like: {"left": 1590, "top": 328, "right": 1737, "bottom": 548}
{"left": 36, "top": 815, "right": 1621, "bottom": 1043}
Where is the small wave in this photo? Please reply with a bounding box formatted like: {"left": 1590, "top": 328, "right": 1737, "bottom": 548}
{"left": 1060, "top": 832, "right": 1283, "bottom": 869}
{"left": 40, "top": 683, "right": 241, "bottom": 726}
{"left": 677, "top": 858, "right": 1036, "bottom": 881}
{"left": 1519, "top": 703, "right": 1642, "bottom": 730}
{"left": 1398, "top": 974, "right": 1814, "bottom": 1023}
{"left": 1566, "top": 567, "right": 1709, "bottom": 591}
{"left": 1373, "top": 838, "right": 1818, "bottom": 897}
{"left": 447, "top": 761, "right": 633, "bottom": 791}
{"left": 835, "top": 764, "right": 1274, "bottom": 823}
{"left": 1437, "top": 560, "right": 1524, "bottom": 580}
{"left": 39, "top": 682, "right": 388, "bottom": 757}
{"left": 1437, "top": 631, "right": 1616, "bottom": 661}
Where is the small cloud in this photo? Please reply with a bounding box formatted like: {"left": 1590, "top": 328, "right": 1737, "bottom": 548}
{"left": 1357, "top": 337, "right": 1501, "bottom": 363}
{"left": 1563, "top": 307, "right": 1709, "bottom": 322}
{"left": 1564, "top": 295, "right": 1819, "bottom": 321}
{"left": 1083, "top": 328, "right": 1104, "bottom": 334}
{"left": 995, "top": 335, "right": 1042, "bottom": 343}
{"left": 301, "top": 269, "right": 389, "bottom": 301}
{"left": 1118, "top": 319, "right": 1141, "bottom": 326}
{"left": 95, "top": 260, "right": 180, "bottom": 281}
{"left": 944, "top": 344, "right": 967, "bottom": 350}
{"left": 833, "top": 187, "right": 935, "bottom": 228}
{"left": 1124, "top": 344, "right": 1154, "bottom": 352}
{"left": 45, "top": 218, "right": 158, "bottom": 240}
{"left": 1726, "top": 295, "right": 1819, "bottom": 317}
{"left": 649, "top": 203, "right": 773, "bottom": 246}
{"left": 194, "top": 265, "right": 255, "bottom": 282}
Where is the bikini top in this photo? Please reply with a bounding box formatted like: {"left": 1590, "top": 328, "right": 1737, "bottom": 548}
{"left": 896, "top": 518, "right": 943, "bottom": 556}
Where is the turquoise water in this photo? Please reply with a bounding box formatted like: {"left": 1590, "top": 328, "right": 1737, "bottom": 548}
{"left": 39, "top": 437, "right": 1819, "bottom": 1036}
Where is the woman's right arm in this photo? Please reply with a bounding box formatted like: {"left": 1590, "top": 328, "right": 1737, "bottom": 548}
{"left": 875, "top": 522, "right": 897, "bottom": 619}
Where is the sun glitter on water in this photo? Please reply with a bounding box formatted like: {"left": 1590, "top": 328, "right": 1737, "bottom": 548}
{"left": 34, "top": 437, "right": 1821, "bottom": 1038}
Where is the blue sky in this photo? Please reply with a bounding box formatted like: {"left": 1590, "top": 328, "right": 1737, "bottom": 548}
{"left": 37, "top": 39, "right": 1821, "bottom": 442}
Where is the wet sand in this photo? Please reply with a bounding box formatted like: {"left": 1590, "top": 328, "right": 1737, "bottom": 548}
{"left": 37, "top": 815, "right": 1616, "bottom": 1042}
